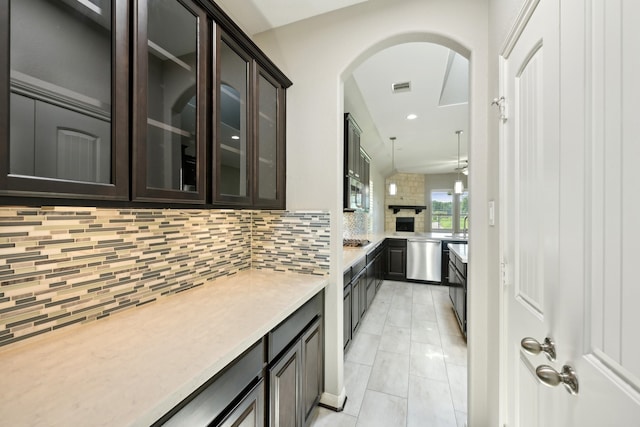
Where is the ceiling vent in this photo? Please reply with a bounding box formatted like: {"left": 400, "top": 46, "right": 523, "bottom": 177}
{"left": 392, "top": 81, "right": 411, "bottom": 93}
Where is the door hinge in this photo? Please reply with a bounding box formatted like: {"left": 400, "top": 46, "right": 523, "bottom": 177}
{"left": 491, "top": 96, "right": 508, "bottom": 122}
{"left": 501, "top": 261, "right": 510, "bottom": 288}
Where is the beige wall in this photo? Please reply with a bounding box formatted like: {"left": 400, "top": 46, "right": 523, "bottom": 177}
{"left": 253, "top": 0, "right": 490, "bottom": 419}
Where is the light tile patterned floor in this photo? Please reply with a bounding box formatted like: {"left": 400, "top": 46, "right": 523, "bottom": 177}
{"left": 309, "top": 281, "right": 468, "bottom": 427}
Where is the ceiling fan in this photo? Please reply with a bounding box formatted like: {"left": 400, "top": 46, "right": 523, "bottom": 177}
{"left": 455, "top": 160, "right": 469, "bottom": 175}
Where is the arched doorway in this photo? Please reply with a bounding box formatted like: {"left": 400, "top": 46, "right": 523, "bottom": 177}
{"left": 312, "top": 34, "right": 474, "bottom": 426}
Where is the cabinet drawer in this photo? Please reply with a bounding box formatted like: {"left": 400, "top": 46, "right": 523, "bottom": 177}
{"left": 366, "top": 242, "right": 382, "bottom": 264}
{"left": 160, "top": 340, "right": 264, "bottom": 427}
{"left": 352, "top": 258, "right": 366, "bottom": 276}
{"left": 269, "top": 292, "right": 322, "bottom": 363}
{"left": 343, "top": 268, "right": 352, "bottom": 285}
{"left": 387, "top": 238, "right": 407, "bottom": 248}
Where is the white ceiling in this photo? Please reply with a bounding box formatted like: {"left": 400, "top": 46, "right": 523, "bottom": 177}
{"left": 214, "top": 0, "right": 369, "bottom": 35}
{"left": 350, "top": 42, "right": 469, "bottom": 175}
{"left": 214, "top": 0, "right": 469, "bottom": 176}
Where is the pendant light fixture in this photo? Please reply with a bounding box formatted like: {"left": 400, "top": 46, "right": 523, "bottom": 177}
{"left": 388, "top": 137, "right": 397, "bottom": 195}
{"left": 454, "top": 130, "right": 464, "bottom": 194}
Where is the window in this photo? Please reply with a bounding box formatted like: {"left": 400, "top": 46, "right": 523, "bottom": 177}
{"left": 431, "top": 190, "right": 453, "bottom": 231}
{"left": 432, "top": 190, "right": 468, "bottom": 233}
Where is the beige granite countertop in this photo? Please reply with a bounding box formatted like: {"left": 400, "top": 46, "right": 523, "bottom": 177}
{"left": 0, "top": 270, "right": 328, "bottom": 427}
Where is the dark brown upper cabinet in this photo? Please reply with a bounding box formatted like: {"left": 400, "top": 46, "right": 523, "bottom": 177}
{"left": 344, "top": 113, "right": 370, "bottom": 212}
{"left": 253, "top": 66, "right": 286, "bottom": 209}
{"left": 132, "top": 0, "right": 208, "bottom": 203}
{"left": 0, "top": 0, "right": 129, "bottom": 200}
{"left": 214, "top": 34, "right": 252, "bottom": 206}
{"left": 214, "top": 31, "right": 287, "bottom": 209}
{"left": 0, "top": 0, "right": 290, "bottom": 207}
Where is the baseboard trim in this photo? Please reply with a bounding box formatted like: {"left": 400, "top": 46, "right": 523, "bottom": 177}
{"left": 318, "top": 388, "right": 347, "bottom": 412}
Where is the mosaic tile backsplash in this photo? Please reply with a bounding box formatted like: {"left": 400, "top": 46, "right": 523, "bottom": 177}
{"left": 252, "top": 211, "right": 331, "bottom": 275}
{"left": 0, "top": 207, "right": 330, "bottom": 348}
{"left": 343, "top": 210, "right": 371, "bottom": 240}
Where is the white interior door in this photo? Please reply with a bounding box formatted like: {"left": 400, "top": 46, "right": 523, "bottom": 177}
{"left": 501, "top": 0, "right": 640, "bottom": 425}
{"left": 501, "top": 0, "right": 560, "bottom": 425}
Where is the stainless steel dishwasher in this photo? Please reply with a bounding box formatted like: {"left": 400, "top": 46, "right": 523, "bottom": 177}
{"left": 406, "top": 239, "right": 442, "bottom": 282}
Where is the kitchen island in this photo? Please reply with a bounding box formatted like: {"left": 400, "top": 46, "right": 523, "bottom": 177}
{"left": 448, "top": 243, "right": 468, "bottom": 337}
{"left": 0, "top": 270, "right": 328, "bottom": 427}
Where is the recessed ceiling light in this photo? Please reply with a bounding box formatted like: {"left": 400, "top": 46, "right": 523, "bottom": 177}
{"left": 406, "top": 114, "right": 417, "bottom": 120}
{"left": 231, "top": 135, "right": 240, "bottom": 140}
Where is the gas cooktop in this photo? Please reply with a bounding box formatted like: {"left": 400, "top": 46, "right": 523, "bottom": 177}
{"left": 343, "top": 239, "right": 371, "bottom": 247}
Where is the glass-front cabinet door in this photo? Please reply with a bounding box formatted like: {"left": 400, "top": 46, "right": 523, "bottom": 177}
{"left": 133, "top": 0, "right": 207, "bottom": 203}
{"left": 0, "top": 0, "right": 129, "bottom": 199}
{"left": 215, "top": 34, "right": 252, "bottom": 205}
{"left": 254, "top": 67, "right": 285, "bottom": 208}
{"left": 1, "top": 1, "right": 290, "bottom": 206}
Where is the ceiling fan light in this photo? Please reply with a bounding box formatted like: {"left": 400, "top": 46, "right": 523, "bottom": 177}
{"left": 462, "top": 167, "right": 468, "bottom": 176}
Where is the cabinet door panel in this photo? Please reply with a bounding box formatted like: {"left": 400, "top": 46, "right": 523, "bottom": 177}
{"left": 218, "top": 380, "right": 264, "bottom": 427}
{"left": 254, "top": 68, "right": 285, "bottom": 208}
{"left": 2, "top": 0, "right": 128, "bottom": 198}
{"left": 387, "top": 246, "right": 407, "bottom": 280}
{"left": 301, "top": 319, "right": 322, "bottom": 425}
{"left": 133, "top": 0, "right": 206, "bottom": 202}
{"left": 269, "top": 343, "right": 300, "bottom": 427}
{"left": 343, "top": 285, "right": 352, "bottom": 350}
{"left": 351, "top": 276, "right": 361, "bottom": 333}
{"left": 359, "top": 275, "right": 367, "bottom": 318}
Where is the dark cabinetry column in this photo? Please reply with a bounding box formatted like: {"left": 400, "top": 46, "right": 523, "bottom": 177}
{"left": 386, "top": 239, "right": 407, "bottom": 281}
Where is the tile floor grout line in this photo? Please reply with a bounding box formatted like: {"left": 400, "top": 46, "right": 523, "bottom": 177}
{"left": 310, "top": 281, "right": 467, "bottom": 427}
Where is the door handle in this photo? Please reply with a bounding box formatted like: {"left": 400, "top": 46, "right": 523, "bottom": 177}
{"left": 521, "top": 336, "right": 556, "bottom": 361}
{"left": 535, "top": 364, "right": 579, "bottom": 395}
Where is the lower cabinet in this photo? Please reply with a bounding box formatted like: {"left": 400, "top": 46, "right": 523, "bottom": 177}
{"left": 156, "top": 291, "right": 324, "bottom": 427}
{"left": 448, "top": 259, "right": 467, "bottom": 337}
{"left": 157, "top": 340, "right": 264, "bottom": 427}
{"left": 301, "top": 319, "right": 323, "bottom": 424}
{"left": 343, "top": 283, "right": 352, "bottom": 351}
{"left": 269, "top": 343, "right": 300, "bottom": 427}
{"left": 343, "top": 241, "right": 386, "bottom": 355}
{"left": 441, "top": 239, "right": 467, "bottom": 286}
{"left": 269, "top": 317, "right": 323, "bottom": 427}
{"left": 365, "top": 271, "right": 375, "bottom": 309}
{"left": 351, "top": 272, "right": 364, "bottom": 334}
{"left": 386, "top": 239, "right": 407, "bottom": 281}
{"left": 219, "top": 380, "right": 265, "bottom": 427}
